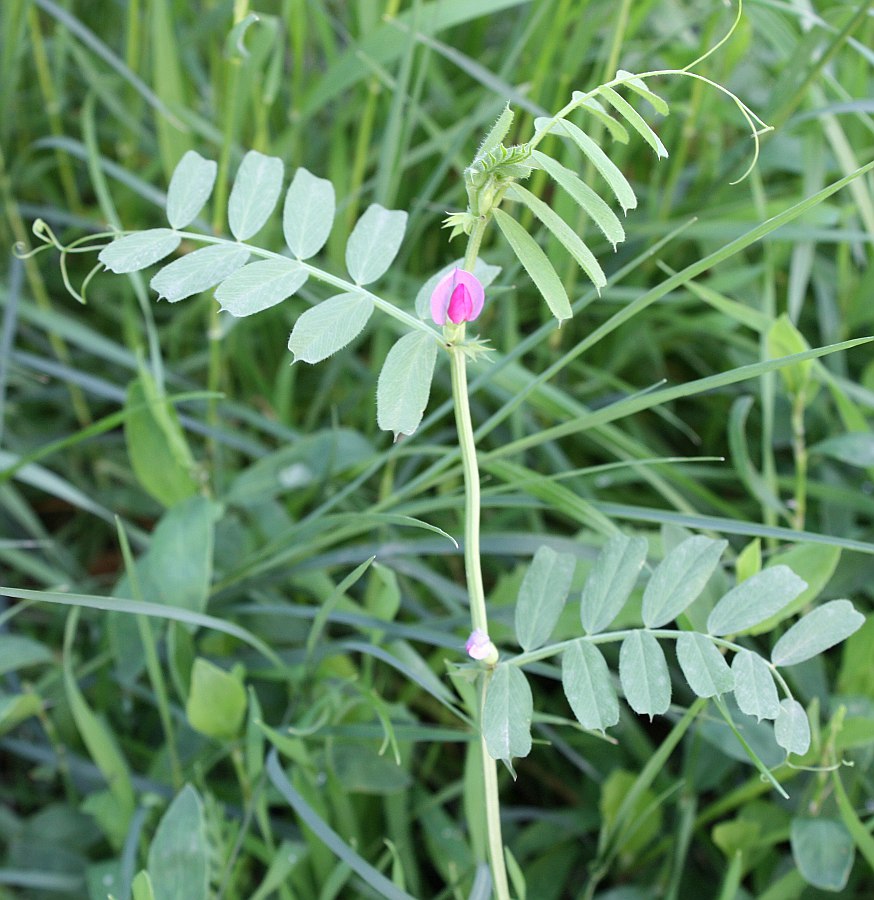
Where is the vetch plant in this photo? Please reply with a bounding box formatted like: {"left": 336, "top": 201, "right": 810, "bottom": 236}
{"left": 20, "top": 5, "right": 872, "bottom": 896}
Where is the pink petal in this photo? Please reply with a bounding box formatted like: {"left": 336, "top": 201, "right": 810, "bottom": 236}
{"left": 430, "top": 267, "right": 485, "bottom": 325}
{"left": 447, "top": 283, "right": 473, "bottom": 323}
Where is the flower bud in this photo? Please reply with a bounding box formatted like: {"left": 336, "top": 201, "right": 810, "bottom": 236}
{"left": 465, "top": 628, "right": 499, "bottom": 665}
{"left": 430, "top": 268, "right": 485, "bottom": 326}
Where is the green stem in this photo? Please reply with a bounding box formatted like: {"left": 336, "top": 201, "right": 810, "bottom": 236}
{"left": 790, "top": 392, "right": 808, "bottom": 531}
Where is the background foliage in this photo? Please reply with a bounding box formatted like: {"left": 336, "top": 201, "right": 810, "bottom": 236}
{"left": 1, "top": 0, "right": 873, "bottom": 897}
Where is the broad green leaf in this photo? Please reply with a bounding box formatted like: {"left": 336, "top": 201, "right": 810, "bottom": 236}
{"left": 482, "top": 663, "right": 532, "bottom": 763}
{"left": 283, "top": 167, "right": 335, "bottom": 260}
{"left": 151, "top": 243, "right": 249, "bottom": 303}
{"left": 572, "top": 94, "right": 630, "bottom": 142}
{"left": 597, "top": 87, "right": 668, "bottom": 158}
{"left": 675, "top": 632, "right": 733, "bottom": 698}
{"left": 551, "top": 119, "right": 637, "bottom": 211}
{"left": 345, "top": 203, "right": 408, "bottom": 285}
{"left": 580, "top": 533, "right": 648, "bottom": 634}
{"left": 732, "top": 649, "right": 779, "bottom": 721}
{"left": 215, "top": 258, "right": 307, "bottom": 317}
{"left": 376, "top": 331, "right": 438, "bottom": 439}
{"left": 505, "top": 183, "right": 606, "bottom": 290}
{"left": 148, "top": 786, "right": 209, "bottom": 900}
{"left": 288, "top": 292, "right": 374, "bottom": 364}
{"left": 132, "top": 871, "right": 156, "bottom": 900}
{"left": 492, "top": 207, "right": 572, "bottom": 321}
{"left": 619, "top": 630, "right": 670, "bottom": 718}
{"left": 531, "top": 151, "right": 625, "bottom": 247}
{"left": 771, "top": 600, "right": 864, "bottom": 667}
{"left": 616, "top": 70, "right": 670, "bottom": 116}
{"left": 228, "top": 150, "right": 284, "bottom": 241}
{"left": 99, "top": 229, "right": 181, "bottom": 274}
{"left": 0, "top": 635, "right": 53, "bottom": 676}
{"left": 811, "top": 432, "right": 874, "bottom": 468}
{"left": 125, "top": 376, "right": 199, "bottom": 508}
{"left": 166, "top": 150, "right": 217, "bottom": 229}
{"left": 186, "top": 658, "right": 247, "bottom": 740}
{"left": 476, "top": 102, "right": 514, "bottom": 158}
{"left": 774, "top": 698, "right": 811, "bottom": 756}
{"left": 514, "top": 545, "right": 576, "bottom": 651}
{"left": 562, "top": 640, "right": 619, "bottom": 732}
{"left": 139, "top": 496, "right": 219, "bottom": 614}
{"left": 707, "top": 566, "right": 807, "bottom": 636}
{"left": 0, "top": 691, "right": 42, "bottom": 736}
{"left": 790, "top": 819, "right": 854, "bottom": 892}
{"left": 642, "top": 536, "right": 727, "bottom": 628}
{"left": 414, "top": 257, "right": 501, "bottom": 319}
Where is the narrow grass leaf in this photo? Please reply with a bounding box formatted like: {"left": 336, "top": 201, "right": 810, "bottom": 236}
{"left": 732, "top": 649, "right": 779, "bottom": 721}
{"left": 376, "top": 332, "right": 437, "bottom": 439}
{"left": 572, "top": 94, "right": 630, "bottom": 142}
{"left": 151, "top": 244, "right": 250, "bottom": 303}
{"left": 0, "top": 635, "right": 53, "bottom": 676}
{"left": 505, "top": 183, "right": 606, "bottom": 290}
{"left": 492, "top": 207, "right": 572, "bottom": 321}
{"left": 99, "top": 229, "right": 181, "bottom": 274}
{"left": 562, "top": 639, "right": 619, "bottom": 732}
{"left": 283, "top": 167, "right": 335, "bottom": 260}
{"left": 790, "top": 819, "right": 854, "bottom": 892}
{"left": 832, "top": 768, "right": 874, "bottom": 875}
{"left": 552, "top": 119, "right": 637, "bottom": 211}
{"left": 266, "top": 750, "right": 417, "bottom": 900}
{"left": 597, "top": 87, "right": 668, "bottom": 158}
{"left": 642, "top": 536, "right": 727, "bottom": 628}
{"left": 771, "top": 600, "right": 864, "bottom": 667}
{"left": 166, "top": 151, "right": 217, "bottom": 229}
{"left": 345, "top": 204, "right": 408, "bottom": 286}
{"left": 619, "top": 630, "right": 671, "bottom": 718}
{"left": 811, "top": 432, "right": 874, "bottom": 467}
{"left": 514, "top": 545, "right": 576, "bottom": 651}
{"left": 147, "top": 786, "right": 209, "bottom": 900}
{"left": 676, "top": 632, "right": 734, "bottom": 698}
{"left": 288, "top": 292, "right": 374, "bottom": 364}
{"left": 186, "top": 658, "right": 247, "bottom": 740}
{"left": 483, "top": 663, "right": 533, "bottom": 763}
{"left": 707, "top": 566, "right": 807, "bottom": 636}
{"left": 616, "top": 70, "right": 670, "bottom": 116}
{"left": 531, "top": 151, "right": 625, "bottom": 247}
{"left": 774, "top": 699, "right": 810, "bottom": 756}
{"left": 580, "top": 533, "right": 647, "bottom": 634}
{"left": 215, "top": 258, "right": 307, "bottom": 317}
{"left": 228, "top": 150, "right": 284, "bottom": 241}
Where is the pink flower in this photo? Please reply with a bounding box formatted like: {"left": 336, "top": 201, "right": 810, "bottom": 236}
{"left": 465, "top": 628, "right": 498, "bottom": 663}
{"left": 430, "top": 268, "right": 485, "bottom": 326}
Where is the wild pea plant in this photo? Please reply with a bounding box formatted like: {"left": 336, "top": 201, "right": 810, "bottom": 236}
{"left": 23, "top": 10, "right": 870, "bottom": 898}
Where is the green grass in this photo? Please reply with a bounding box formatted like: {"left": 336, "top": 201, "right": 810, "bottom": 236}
{"left": 2, "top": 1, "right": 874, "bottom": 898}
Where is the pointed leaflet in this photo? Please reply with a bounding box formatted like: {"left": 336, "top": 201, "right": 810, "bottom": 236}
{"left": 482, "top": 663, "right": 532, "bottom": 763}
{"left": 642, "top": 536, "right": 727, "bottom": 628}
{"left": 148, "top": 785, "right": 209, "bottom": 900}
{"left": 504, "top": 183, "right": 606, "bottom": 290}
{"left": 228, "top": 150, "right": 284, "bottom": 241}
{"left": 345, "top": 204, "right": 408, "bottom": 285}
{"left": 288, "top": 292, "right": 374, "bottom": 364}
{"left": 597, "top": 87, "right": 668, "bottom": 158}
{"left": 615, "top": 70, "right": 670, "bottom": 116}
{"left": 548, "top": 119, "right": 637, "bottom": 212}
{"left": 151, "top": 243, "right": 249, "bottom": 302}
{"left": 707, "top": 566, "right": 807, "bottom": 637}
{"left": 415, "top": 257, "right": 501, "bottom": 320}
{"left": 215, "top": 258, "right": 307, "bottom": 317}
{"left": 771, "top": 600, "right": 864, "bottom": 667}
{"left": 676, "top": 632, "right": 733, "bottom": 698}
{"left": 166, "top": 151, "right": 217, "bottom": 229}
{"left": 531, "top": 150, "right": 625, "bottom": 248}
{"left": 562, "top": 640, "right": 619, "bottom": 733}
{"left": 619, "top": 630, "right": 671, "bottom": 717}
{"left": 774, "top": 698, "right": 811, "bottom": 756}
{"left": 376, "top": 331, "right": 438, "bottom": 438}
{"left": 515, "top": 546, "right": 576, "bottom": 651}
{"left": 476, "top": 102, "right": 514, "bottom": 159}
{"left": 492, "top": 207, "right": 572, "bottom": 322}
{"left": 572, "top": 94, "right": 630, "bottom": 142}
{"left": 99, "top": 229, "right": 181, "bottom": 274}
{"left": 732, "top": 649, "right": 779, "bottom": 721}
{"left": 283, "top": 167, "right": 335, "bottom": 260}
{"left": 580, "top": 533, "right": 648, "bottom": 635}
